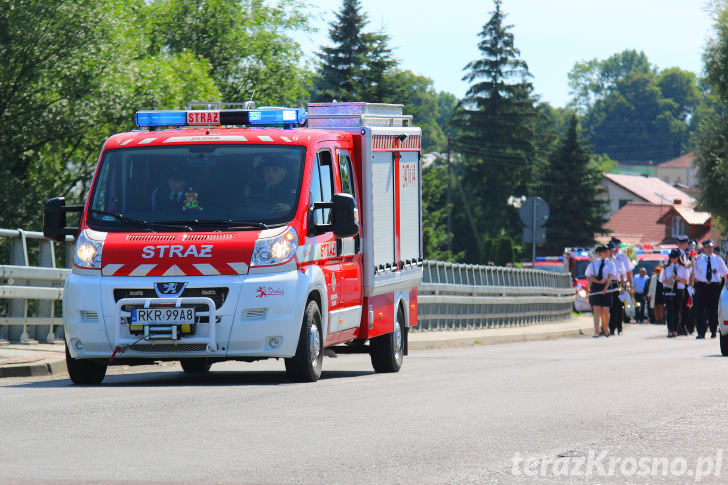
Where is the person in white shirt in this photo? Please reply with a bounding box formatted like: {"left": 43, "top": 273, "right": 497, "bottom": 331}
{"left": 632, "top": 267, "right": 649, "bottom": 323}
{"left": 660, "top": 249, "right": 690, "bottom": 338}
{"left": 676, "top": 235, "right": 694, "bottom": 334}
{"left": 585, "top": 245, "right": 617, "bottom": 338}
{"left": 608, "top": 238, "right": 633, "bottom": 335}
{"left": 692, "top": 239, "right": 728, "bottom": 339}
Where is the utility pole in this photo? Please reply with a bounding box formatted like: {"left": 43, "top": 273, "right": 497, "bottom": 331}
{"left": 446, "top": 137, "right": 452, "bottom": 252}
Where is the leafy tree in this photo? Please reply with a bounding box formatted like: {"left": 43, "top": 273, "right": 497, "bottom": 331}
{"left": 147, "top": 0, "right": 312, "bottom": 105}
{"left": 422, "top": 163, "right": 460, "bottom": 261}
{"left": 695, "top": 1, "right": 728, "bottom": 220}
{"left": 568, "top": 50, "right": 652, "bottom": 113}
{"left": 480, "top": 238, "right": 495, "bottom": 265}
{"left": 450, "top": 0, "right": 540, "bottom": 262}
{"left": 538, "top": 115, "right": 608, "bottom": 253}
{"left": 568, "top": 51, "right": 699, "bottom": 163}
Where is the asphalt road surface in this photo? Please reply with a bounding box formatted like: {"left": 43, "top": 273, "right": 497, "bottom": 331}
{"left": 2, "top": 324, "right": 728, "bottom": 484}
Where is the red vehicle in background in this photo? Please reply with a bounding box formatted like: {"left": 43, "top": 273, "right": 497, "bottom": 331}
{"left": 564, "top": 248, "right": 591, "bottom": 312}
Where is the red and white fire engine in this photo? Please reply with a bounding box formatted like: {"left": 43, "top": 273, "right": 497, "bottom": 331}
{"left": 563, "top": 247, "right": 592, "bottom": 312}
{"left": 43, "top": 101, "right": 423, "bottom": 384}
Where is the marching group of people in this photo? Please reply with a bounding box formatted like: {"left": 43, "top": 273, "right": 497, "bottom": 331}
{"left": 586, "top": 235, "right": 728, "bottom": 339}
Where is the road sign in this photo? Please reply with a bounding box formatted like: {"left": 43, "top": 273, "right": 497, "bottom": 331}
{"left": 519, "top": 197, "right": 549, "bottom": 227}
{"left": 523, "top": 226, "right": 546, "bottom": 244}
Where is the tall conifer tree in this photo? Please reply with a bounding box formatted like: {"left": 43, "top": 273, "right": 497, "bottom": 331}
{"left": 313, "top": 0, "right": 369, "bottom": 101}
{"left": 539, "top": 115, "right": 608, "bottom": 253}
{"left": 451, "top": 0, "right": 540, "bottom": 261}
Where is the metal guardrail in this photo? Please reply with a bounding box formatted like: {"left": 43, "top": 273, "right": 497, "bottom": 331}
{"left": 415, "top": 260, "right": 574, "bottom": 331}
{"left": 0, "top": 229, "right": 575, "bottom": 344}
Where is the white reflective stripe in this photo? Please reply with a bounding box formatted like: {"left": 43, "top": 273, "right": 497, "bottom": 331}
{"left": 138, "top": 138, "right": 157, "bottom": 144}
{"left": 281, "top": 136, "right": 292, "bottom": 142}
{"left": 120, "top": 139, "right": 133, "bottom": 146}
{"left": 129, "top": 264, "right": 157, "bottom": 276}
{"left": 193, "top": 263, "right": 220, "bottom": 275}
{"left": 102, "top": 264, "right": 124, "bottom": 276}
{"left": 162, "top": 264, "right": 181, "bottom": 276}
{"left": 257, "top": 135, "right": 274, "bottom": 142}
{"left": 163, "top": 135, "right": 248, "bottom": 143}
{"left": 227, "top": 262, "right": 249, "bottom": 274}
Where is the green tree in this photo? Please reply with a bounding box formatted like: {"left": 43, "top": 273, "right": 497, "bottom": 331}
{"left": 422, "top": 163, "right": 460, "bottom": 261}
{"left": 450, "top": 0, "right": 540, "bottom": 262}
{"left": 493, "top": 236, "right": 515, "bottom": 266}
{"left": 695, "top": 1, "right": 728, "bottom": 220}
{"left": 313, "top": 0, "right": 371, "bottom": 101}
{"left": 538, "top": 115, "right": 608, "bottom": 253}
{"left": 147, "top": 0, "right": 312, "bottom": 105}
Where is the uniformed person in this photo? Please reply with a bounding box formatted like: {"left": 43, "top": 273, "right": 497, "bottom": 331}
{"left": 608, "top": 238, "right": 634, "bottom": 335}
{"left": 660, "top": 249, "right": 689, "bottom": 338}
{"left": 692, "top": 239, "right": 728, "bottom": 339}
{"left": 585, "top": 245, "right": 617, "bottom": 337}
{"left": 676, "top": 235, "right": 694, "bottom": 334}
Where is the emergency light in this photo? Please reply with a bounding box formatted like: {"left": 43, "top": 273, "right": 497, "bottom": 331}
{"left": 135, "top": 107, "right": 307, "bottom": 128}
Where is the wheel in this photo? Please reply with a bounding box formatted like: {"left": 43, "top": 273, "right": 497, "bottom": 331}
{"left": 721, "top": 333, "right": 728, "bottom": 356}
{"left": 65, "top": 342, "right": 107, "bottom": 385}
{"left": 180, "top": 359, "right": 212, "bottom": 373}
{"left": 285, "top": 299, "right": 323, "bottom": 382}
{"left": 370, "top": 306, "right": 405, "bottom": 373}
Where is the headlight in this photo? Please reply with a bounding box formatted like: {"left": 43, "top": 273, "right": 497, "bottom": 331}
{"left": 578, "top": 289, "right": 587, "bottom": 298}
{"left": 74, "top": 230, "right": 103, "bottom": 269}
{"left": 251, "top": 227, "right": 298, "bottom": 267}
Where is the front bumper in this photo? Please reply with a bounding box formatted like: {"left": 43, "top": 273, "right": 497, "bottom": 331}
{"left": 63, "top": 269, "right": 310, "bottom": 361}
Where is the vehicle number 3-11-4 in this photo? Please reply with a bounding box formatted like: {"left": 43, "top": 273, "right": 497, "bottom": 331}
{"left": 132, "top": 308, "right": 195, "bottom": 323}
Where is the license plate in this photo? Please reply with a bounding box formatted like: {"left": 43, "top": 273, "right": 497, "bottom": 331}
{"left": 131, "top": 307, "right": 195, "bottom": 328}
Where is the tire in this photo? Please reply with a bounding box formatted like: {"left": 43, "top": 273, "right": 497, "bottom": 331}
{"left": 65, "top": 342, "right": 107, "bottom": 385}
{"left": 370, "top": 306, "right": 405, "bottom": 373}
{"left": 721, "top": 333, "right": 728, "bottom": 357}
{"left": 285, "top": 299, "right": 323, "bottom": 382}
{"left": 180, "top": 359, "right": 212, "bottom": 373}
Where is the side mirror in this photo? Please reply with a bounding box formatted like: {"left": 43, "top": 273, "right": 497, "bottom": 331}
{"left": 309, "top": 193, "right": 359, "bottom": 239}
{"left": 44, "top": 197, "right": 83, "bottom": 242}
{"left": 331, "top": 193, "right": 359, "bottom": 239}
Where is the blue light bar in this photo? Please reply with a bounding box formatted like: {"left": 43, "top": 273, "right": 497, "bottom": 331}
{"left": 135, "top": 110, "right": 188, "bottom": 127}
{"left": 247, "top": 108, "right": 306, "bottom": 126}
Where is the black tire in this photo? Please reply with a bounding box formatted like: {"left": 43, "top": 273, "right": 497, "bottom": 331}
{"left": 285, "top": 299, "right": 323, "bottom": 382}
{"left": 370, "top": 306, "right": 405, "bottom": 373}
{"left": 721, "top": 333, "right": 728, "bottom": 356}
{"left": 65, "top": 342, "right": 106, "bottom": 385}
{"left": 180, "top": 359, "right": 212, "bottom": 373}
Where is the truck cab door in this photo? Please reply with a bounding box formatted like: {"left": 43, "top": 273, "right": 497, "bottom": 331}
{"left": 334, "top": 149, "right": 363, "bottom": 332}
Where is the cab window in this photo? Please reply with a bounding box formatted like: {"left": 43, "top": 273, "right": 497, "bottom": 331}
{"left": 338, "top": 151, "right": 356, "bottom": 197}
{"left": 310, "top": 150, "right": 334, "bottom": 225}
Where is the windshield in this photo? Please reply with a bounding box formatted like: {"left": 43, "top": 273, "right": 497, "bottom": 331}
{"left": 88, "top": 144, "right": 305, "bottom": 231}
{"left": 575, "top": 260, "right": 589, "bottom": 279}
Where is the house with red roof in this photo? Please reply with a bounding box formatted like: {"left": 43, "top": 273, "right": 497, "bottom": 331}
{"left": 601, "top": 173, "right": 694, "bottom": 217}
{"left": 655, "top": 152, "right": 697, "bottom": 187}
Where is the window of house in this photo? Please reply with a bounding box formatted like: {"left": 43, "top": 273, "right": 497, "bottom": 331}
{"left": 671, "top": 216, "right": 685, "bottom": 237}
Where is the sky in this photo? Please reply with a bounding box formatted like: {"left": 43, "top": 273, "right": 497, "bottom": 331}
{"left": 293, "top": 0, "right": 716, "bottom": 108}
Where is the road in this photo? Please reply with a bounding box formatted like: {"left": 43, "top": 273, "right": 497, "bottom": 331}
{"left": 1, "top": 324, "right": 727, "bottom": 484}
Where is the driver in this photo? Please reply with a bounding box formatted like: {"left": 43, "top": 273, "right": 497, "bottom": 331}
{"left": 254, "top": 156, "right": 295, "bottom": 214}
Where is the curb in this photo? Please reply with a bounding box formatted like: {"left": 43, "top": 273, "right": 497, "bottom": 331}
{"left": 0, "top": 358, "right": 66, "bottom": 378}
{"left": 408, "top": 326, "right": 590, "bottom": 350}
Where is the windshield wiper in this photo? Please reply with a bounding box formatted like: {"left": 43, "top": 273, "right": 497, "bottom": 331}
{"left": 91, "top": 210, "right": 192, "bottom": 231}
{"left": 162, "top": 219, "right": 270, "bottom": 230}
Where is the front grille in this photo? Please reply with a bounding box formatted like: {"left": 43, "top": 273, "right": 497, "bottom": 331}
{"left": 129, "top": 343, "right": 208, "bottom": 353}
{"left": 114, "top": 287, "right": 228, "bottom": 309}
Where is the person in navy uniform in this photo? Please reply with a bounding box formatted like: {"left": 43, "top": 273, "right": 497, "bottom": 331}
{"left": 152, "top": 165, "right": 194, "bottom": 213}
{"left": 585, "top": 245, "right": 616, "bottom": 337}
{"left": 660, "top": 249, "right": 689, "bottom": 338}
{"left": 676, "top": 235, "right": 694, "bottom": 334}
{"left": 251, "top": 156, "right": 296, "bottom": 214}
{"left": 692, "top": 239, "right": 728, "bottom": 339}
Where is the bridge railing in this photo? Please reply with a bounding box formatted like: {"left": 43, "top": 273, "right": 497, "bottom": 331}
{"left": 0, "top": 230, "right": 575, "bottom": 344}
{"left": 415, "top": 260, "right": 574, "bottom": 331}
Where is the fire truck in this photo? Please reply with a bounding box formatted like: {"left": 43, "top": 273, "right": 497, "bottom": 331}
{"left": 563, "top": 248, "right": 592, "bottom": 312}
{"left": 43, "top": 101, "right": 423, "bottom": 384}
